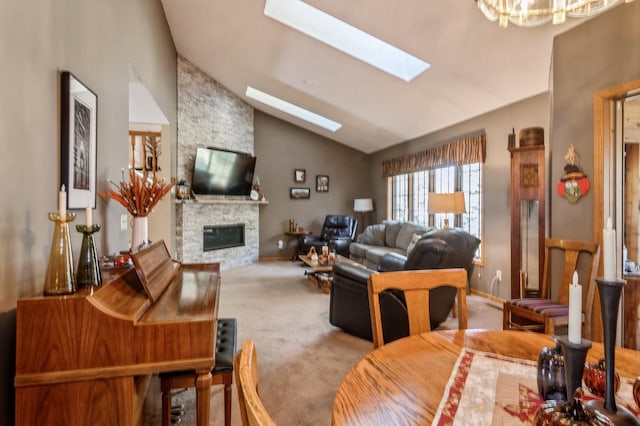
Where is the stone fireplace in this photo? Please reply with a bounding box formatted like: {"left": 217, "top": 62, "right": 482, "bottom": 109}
{"left": 175, "top": 57, "right": 258, "bottom": 270}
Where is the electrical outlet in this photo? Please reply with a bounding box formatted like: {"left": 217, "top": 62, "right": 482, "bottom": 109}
{"left": 277, "top": 240, "right": 284, "bottom": 250}
{"left": 496, "top": 270, "right": 502, "bottom": 282}
{"left": 120, "top": 214, "right": 128, "bottom": 231}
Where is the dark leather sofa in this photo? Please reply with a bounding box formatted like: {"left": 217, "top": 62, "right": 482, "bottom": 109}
{"left": 329, "top": 227, "right": 481, "bottom": 343}
{"left": 296, "top": 215, "right": 358, "bottom": 258}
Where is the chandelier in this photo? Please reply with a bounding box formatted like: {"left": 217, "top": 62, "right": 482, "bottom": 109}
{"left": 476, "top": 0, "right": 633, "bottom": 28}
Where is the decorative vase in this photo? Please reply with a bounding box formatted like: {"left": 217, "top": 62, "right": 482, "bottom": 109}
{"left": 537, "top": 338, "right": 566, "bottom": 401}
{"left": 75, "top": 224, "right": 102, "bottom": 289}
{"left": 583, "top": 359, "right": 620, "bottom": 398}
{"left": 44, "top": 212, "right": 76, "bottom": 295}
{"left": 131, "top": 216, "right": 148, "bottom": 253}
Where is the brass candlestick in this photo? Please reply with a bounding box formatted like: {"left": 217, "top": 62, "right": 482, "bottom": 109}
{"left": 76, "top": 224, "right": 102, "bottom": 289}
{"left": 43, "top": 212, "right": 76, "bottom": 295}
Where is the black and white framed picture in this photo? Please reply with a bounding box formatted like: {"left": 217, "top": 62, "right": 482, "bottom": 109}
{"left": 60, "top": 71, "right": 98, "bottom": 209}
{"left": 294, "top": 169, "right": 306, "bottom": 183}
{"left": 316, "top": 175, "right": 329, "bottom": 192}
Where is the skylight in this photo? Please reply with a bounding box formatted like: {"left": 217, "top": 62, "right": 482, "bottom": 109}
{"left": 246, "top": 87, "right": 342, "bottom": 132}
{"left": 264, "top": 0, "right": 430, "bottom": 82}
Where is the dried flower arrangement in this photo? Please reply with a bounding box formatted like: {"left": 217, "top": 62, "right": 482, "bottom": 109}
{"left": 99, "top": 168, "right": 174, "bottom": 217}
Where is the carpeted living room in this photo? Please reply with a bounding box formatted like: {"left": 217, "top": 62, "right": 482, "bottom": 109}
{"left": 143, "top": 260, "right": 503, "bottom": 425}
{"left": 6, "top": 1, "right": 640, "bottom": 425}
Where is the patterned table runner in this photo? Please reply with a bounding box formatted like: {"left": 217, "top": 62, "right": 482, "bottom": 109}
{"left": 432, "top": 348, "right": 639, "bottom": 425}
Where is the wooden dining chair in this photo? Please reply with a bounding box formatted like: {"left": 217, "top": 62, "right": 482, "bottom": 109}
{"left": 503, "top": 238, "right": 600, "bottom": 338}
{"left": 367, "top": 268, "right": 468, "bottom": 348}
{"left": 234, "top": 340, "right": 276, "bottom": 426}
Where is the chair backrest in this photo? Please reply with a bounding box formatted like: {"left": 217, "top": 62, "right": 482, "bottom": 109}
{"left": 367, "top": 268, "right": 468, "bottom": 348}
{"left": 540, "top": 238, "right": 600, "bottom": 336}
{"left": 320, "top": 215, "right": 357, "bottom": 240}
{"left": 234, "top": 340, "right": 276, "bottom": 426}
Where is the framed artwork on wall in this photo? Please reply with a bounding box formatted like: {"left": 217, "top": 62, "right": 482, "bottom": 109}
{"left": 316, "top": 175, "right": 329, "bottom": 192}
{"left": 294, "top": 169, "right": 306, "bottom": 182}
{"left": 290, "top": 187, "right": 311, "bottom": 199}
{"left": 60, "top": 71, "right": 98, "bottom": 209}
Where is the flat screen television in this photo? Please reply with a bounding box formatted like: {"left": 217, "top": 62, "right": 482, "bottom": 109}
{"left": 191, "top": 147, "right": 257, "bottom": 196}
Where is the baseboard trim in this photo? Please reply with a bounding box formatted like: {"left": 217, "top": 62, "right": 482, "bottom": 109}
{"left": 259, "top": 256, "right": 291, "bottom": 262}
{"left": 470, "top": 288, "right": 505, "bottom": 309}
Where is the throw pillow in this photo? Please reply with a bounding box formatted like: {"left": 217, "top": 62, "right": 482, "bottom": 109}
{"left": 406, "top": 233, "right": 423, "bottom": 256}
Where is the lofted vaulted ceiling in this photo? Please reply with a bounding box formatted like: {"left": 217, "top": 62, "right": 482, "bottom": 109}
{"left": 160, "top": 0, "right": 599, "bottom": 154}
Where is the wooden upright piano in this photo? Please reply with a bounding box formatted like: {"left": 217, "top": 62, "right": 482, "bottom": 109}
{"left": 14, "top": 241, "right": 220, "bottom": 425}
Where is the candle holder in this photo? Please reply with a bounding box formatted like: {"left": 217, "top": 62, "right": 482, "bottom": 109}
{"left": 43, "top": 212, "right": 76, "bottom": 295}
{"left": 75, "top": 224, "right": 102, "bottom": 289}
{"left": 533, "top": 336, "right": 594, "bottom": 424}
{"left": 584, "top": 278, "right": 640, "bottom": 425}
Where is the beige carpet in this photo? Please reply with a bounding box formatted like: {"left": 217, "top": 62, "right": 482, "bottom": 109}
{"left": 144, "top": 261, "right": 503, "bottom": 425}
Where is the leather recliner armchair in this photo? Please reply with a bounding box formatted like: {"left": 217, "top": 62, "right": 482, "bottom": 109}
{"left": 296, "top": 215, "right": 358, "bottom": 258}
{"left": 329, "top": 227, "right": 480, "bottom": 343}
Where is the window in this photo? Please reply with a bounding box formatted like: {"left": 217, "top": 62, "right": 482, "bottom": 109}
{"left": 388, "top": 164, "right": 483, "bottom": 261}
{"left": 382, "top": 132, "right": 485, "bottom": 263}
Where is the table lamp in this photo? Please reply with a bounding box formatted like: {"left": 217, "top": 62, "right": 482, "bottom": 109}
{"left": 354, "top": 198, "right": 374, "bottom": 233}
{"left": 428, "top": 192, "right": 466, "bottom": 228}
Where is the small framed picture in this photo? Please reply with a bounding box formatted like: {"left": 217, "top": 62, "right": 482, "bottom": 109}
{"left": 294, "top": 169, "right": 306, "bottom": 182}
{"left": 290, "top": 187, "right": 311, "bottom": 199}
{"left": 316, "top": 175, "right": 329, "bottom": 192}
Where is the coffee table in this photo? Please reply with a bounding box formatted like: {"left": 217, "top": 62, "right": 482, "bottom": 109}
{"left": 297, "top": 254, "right": 365, "bottom": 293}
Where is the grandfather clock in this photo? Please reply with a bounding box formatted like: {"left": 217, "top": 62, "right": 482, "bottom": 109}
{"left": 508, "top": 128, "right": 545, "bottom": 299}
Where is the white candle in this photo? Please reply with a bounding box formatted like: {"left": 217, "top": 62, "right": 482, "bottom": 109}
{"left": 85, "top": 204, "right": 92, "bottom": 227}
{"left": 568, "top": 270, "right": 582, "bottom": 344}
{"left": 603, "top": 217, "right": 616, "bottom": 281}
{"left": 58, "top": 185, "right": 66, "bottom": 218}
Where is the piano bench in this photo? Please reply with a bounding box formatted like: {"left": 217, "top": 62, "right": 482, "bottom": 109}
{"left": 160, "top": 318, "right": 237, "bottom": 426}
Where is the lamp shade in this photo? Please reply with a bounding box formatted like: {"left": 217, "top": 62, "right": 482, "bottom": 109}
{"left": 428, "top": 192, "right": 466, "bottom": 214}
{"left": 354, "top": 198, "right": 374, "bottom": 212}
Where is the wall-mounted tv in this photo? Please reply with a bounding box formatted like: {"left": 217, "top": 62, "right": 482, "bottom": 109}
{"left": 191, "top": 147, "right": 257, "bottom": 196}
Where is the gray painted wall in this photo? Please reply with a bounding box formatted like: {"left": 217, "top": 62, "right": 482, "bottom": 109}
{"left": 551, "top": 1, "right": 640, "bottom": 242}
{"left": 0, "top": 0, "right": 177, "bottom": 423}
{"left": 254, "top": 111, "right": 371, "bottom": 259}
{"left": 369, "top": 94, "right": 551, "bottom": 299}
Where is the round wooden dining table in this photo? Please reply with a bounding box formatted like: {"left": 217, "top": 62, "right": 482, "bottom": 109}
{"left": 332, "top": 329, "right": 640, "bottom": 425}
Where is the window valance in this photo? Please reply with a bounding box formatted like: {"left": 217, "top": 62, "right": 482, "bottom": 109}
{"left": 382, "top": 132, "right": 486, "bottom": 178}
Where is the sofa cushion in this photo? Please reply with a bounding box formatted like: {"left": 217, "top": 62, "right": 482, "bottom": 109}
{"left": 356, "top": 223, "right": 386, "bottom": 245}
{"left": 349, "top": 242, "right": 372, "bottom": 259}
{"left": 365, "top": 246, "right": 405, "bottom": 266}
{"left": 395, "top": 223, "right": 431, "bottom": 250}
{"left": 383, "top": 221, "right": 403, "bottom": 247}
